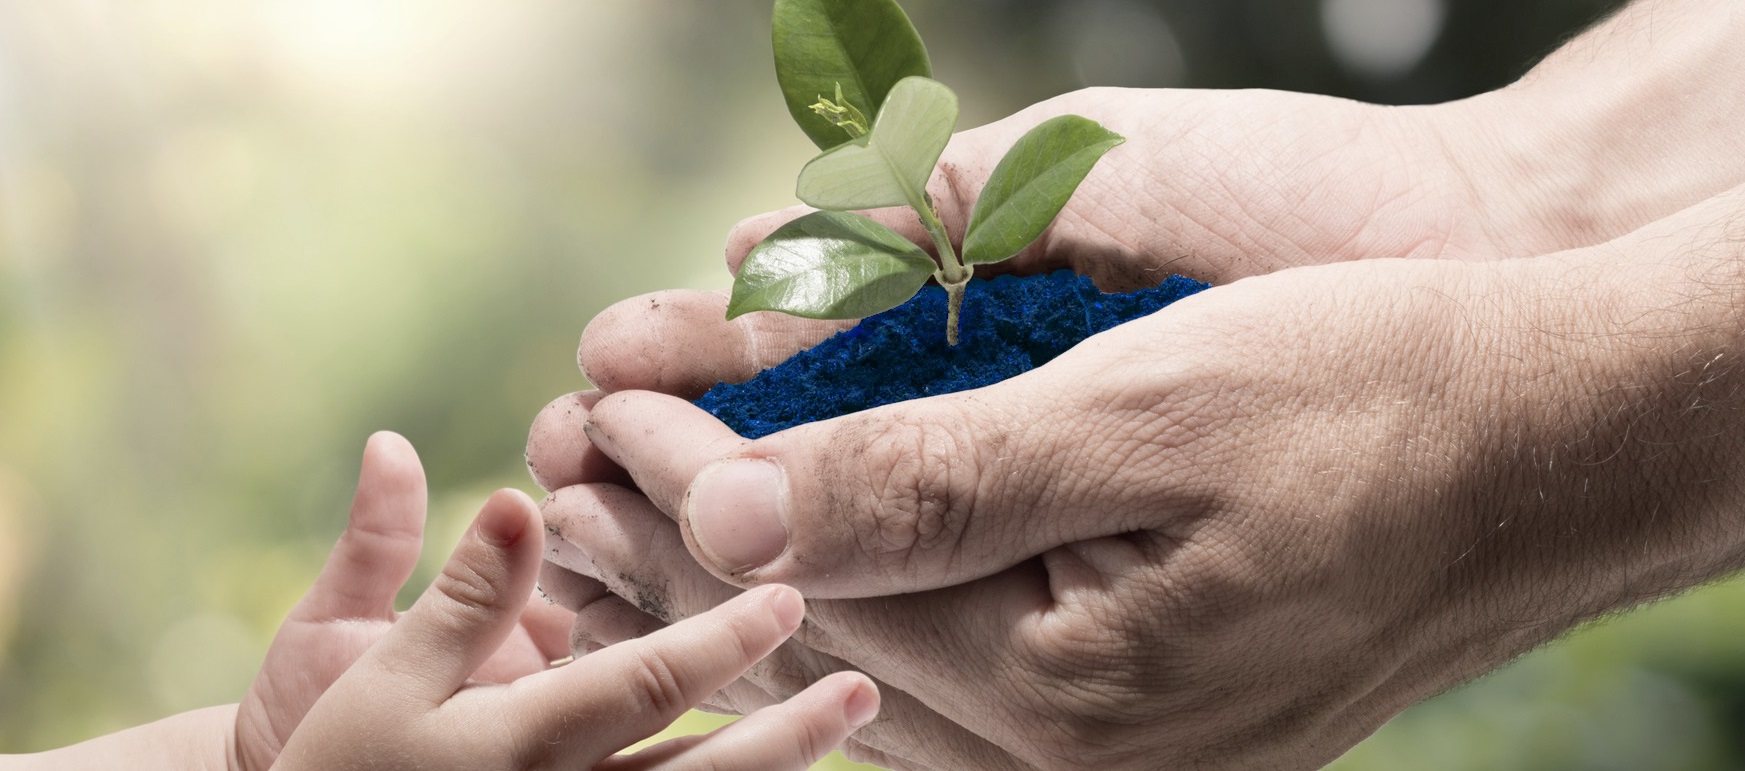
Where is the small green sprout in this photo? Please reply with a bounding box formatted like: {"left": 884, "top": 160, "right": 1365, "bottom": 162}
{"left": 729, "top": 0, "right": 1126, "bottom": 345}
{"left": 809, "top": 84, "right": 870, "bottom": 139}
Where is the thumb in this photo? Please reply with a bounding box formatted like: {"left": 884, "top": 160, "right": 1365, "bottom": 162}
{"left": 585, "top": 376, "right": 1155, "bottom": 599}
{"left": 293, "top": 431, "right": 426, "bottom": 622}
{"left": 361, "top": 488, "right": 544, "bottom": 702}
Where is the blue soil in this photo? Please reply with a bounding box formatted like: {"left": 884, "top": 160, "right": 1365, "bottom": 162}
{"left": 695, "top": 270, "right": 1210, "bottom": 439}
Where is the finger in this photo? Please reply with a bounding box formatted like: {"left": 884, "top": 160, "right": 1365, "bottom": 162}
{"left": 542, "top": 480, "right": 1020, "bottom": 768}
{"left": 527, "top": 391, "right": 633, "bottom": 492}
{"left": 360, "top": 488, "right": 544, "bottom": 701}
{"left": 539, "top": 558, "right": 609, "bottom": 613}
{"left": 569, "top": 592, "right": 664, "bottom": 655}
{"left": 553, "top": 478, "right": 1039, "bottom": 744}
{"left": 565, "top": 588, "right": 782, "bottom": 717}
{"left": 295, "top": 431, "right": 427, "bottom": 622}
{"left": 578, "top": 290, "right": 852, "bottom": 397}
{"left": 544, "top": 483, "right": 822, "bottom": 709}
{"left": 604, "top": 671, "right": 878, "bottom": 771}
{"left": 542, "top": 484, "right": 744, "bottom": 625}
{"left": 518, "top": 584, "right": 804, "bottom": 760}
{"left": 580, "top": 410, "right": 746, "bottom": 532}
{"left": 586, "top": 378, "right": 1192, "bottom": 597}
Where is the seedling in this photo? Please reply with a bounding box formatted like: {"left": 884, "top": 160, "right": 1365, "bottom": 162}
{"left": 727, "top": 0, "right": 1126, "bottom": 345}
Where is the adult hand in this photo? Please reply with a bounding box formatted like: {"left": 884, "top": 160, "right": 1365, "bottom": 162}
{"left": 233, "top": 433, "right": 574, "bottom": 771}
{"left": 545, "top": 0, "right": 1745, "bottom": 407}
{"left": 525, "top": 3, "right": 1745, "bottom": 766}
{"left": 539, "top": 186, "right": 1745, "bottom": 769}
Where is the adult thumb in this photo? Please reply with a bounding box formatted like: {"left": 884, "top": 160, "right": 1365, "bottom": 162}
{"left": 584, "top": 378, "right": 1146, "bottom": 599}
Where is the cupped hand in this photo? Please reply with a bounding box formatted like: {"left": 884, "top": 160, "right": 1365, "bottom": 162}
{"left": 725, "top": 83, "right": 1625, "bottom": 289}
{"left": 233, "top": 432, "right": 573, "bottom": 771}
{"left": 516, "top": 83, "right": 1638, "bottom": 766}
{"left": 531, "top": 184, "right": 1745, "bottom": 768}
{"left": 521, "top": 83, "right": 1614, "bottom": 769}
{"left": 553, "top": 78, "right": 1717, "bottom": 408}
{"left": 526, "top": 26, "right": 1745, "bottom": 766}
{"left": 546, "top": 258, "right": 1500, "bottom": 770}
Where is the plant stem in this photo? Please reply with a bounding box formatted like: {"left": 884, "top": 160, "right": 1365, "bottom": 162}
{"left": 944, "top": 280, "right": 965, "bottom": 346}
{"left": 914, "top": 194, "right": 971, "bottom": 345}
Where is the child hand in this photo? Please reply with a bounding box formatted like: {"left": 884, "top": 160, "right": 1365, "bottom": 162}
{"left": 233, "top": 433, "right": 575, "bottom": 771}
{"left": 275, "top": 451, "right": 878, "bottom": 770}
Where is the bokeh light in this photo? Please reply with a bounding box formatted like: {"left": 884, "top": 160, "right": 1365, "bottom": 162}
{"left": 1322, "top": 0, "right": 1446, "bottom": 79}
{"left": 15, "top": 2, "right": 1745, "bottom": 770}
{"left": 1055, "top": 0, "right": 1187, "bottom": 88}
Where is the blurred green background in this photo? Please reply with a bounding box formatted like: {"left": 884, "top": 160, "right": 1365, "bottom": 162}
{"left": 12, "top": 0, "right": 1745, "bottom": 768}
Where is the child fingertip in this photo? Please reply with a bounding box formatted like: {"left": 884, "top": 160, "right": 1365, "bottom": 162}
{"left": 478, "top": 490, "right": 532, "bottom": 548}
{"left": 364, "top": 430, "right": 409, "bottom": 454}
{"left": 843, "top": 675, "right": 880, "bottom": 729}
{"left": 764, "top": 584, "right": 804, "bottom": 631}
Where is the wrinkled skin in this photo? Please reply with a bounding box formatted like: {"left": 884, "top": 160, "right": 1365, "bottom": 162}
{"left": 528, "top": 7, "right": 1745, "bottom": 766}
{"left": 536, "top": 233, "right": 1745, "bottom": 769}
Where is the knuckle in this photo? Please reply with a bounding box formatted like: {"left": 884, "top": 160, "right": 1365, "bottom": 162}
{"left": 1014, "top": 601, "right": 1170, "bottom": 765}
{"left": 433, "top": 555, "right": 503, "bottom": 619}
{"left": 844, "top": 414, "right": 983, "bottom": 571}
{"left": 628, "top": 647, "right": 691, "bottom": 718}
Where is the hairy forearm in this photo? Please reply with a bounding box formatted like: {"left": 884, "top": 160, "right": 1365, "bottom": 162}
{"left": 1432, "top": 186, "right": 1745, "bottom": 670}
{"left": 1451, "top": 0, "right": 1745, "bottom": 251}
{"left": 1346, "top": 186, "right": 1745, "bottom": 713}
{"left": 0, "top": 705, "right": 237, "bottom": 771}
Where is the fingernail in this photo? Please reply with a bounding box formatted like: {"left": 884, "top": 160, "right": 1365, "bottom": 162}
{"left": 844, "top": 678, "right": 880, "bottom": 729}
{"left": 766, "top": 585, "right": 804, "bottom": 631}
{"left": 687, "top": 459, "right": 789, "bottom": 573}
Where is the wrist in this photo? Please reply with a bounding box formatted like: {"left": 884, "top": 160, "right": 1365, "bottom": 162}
{"left": 1438, "top": 0, "right": 1745, "bottom": 255}
{"left": 16, "top": 705, "right": 242, "bottom": 771}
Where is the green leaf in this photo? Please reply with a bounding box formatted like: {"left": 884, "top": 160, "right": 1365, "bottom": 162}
{"left": 961, "top": 115, "right": 1126, "bottom": 265}
{"left": 773, "top": 0, "right": 932, "bottom": 150}
{"left": 728, "top": 210, "right": 936, "bottom": 320}
{"left": 794, "top": 76, "right": 957, "bottom": 211}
